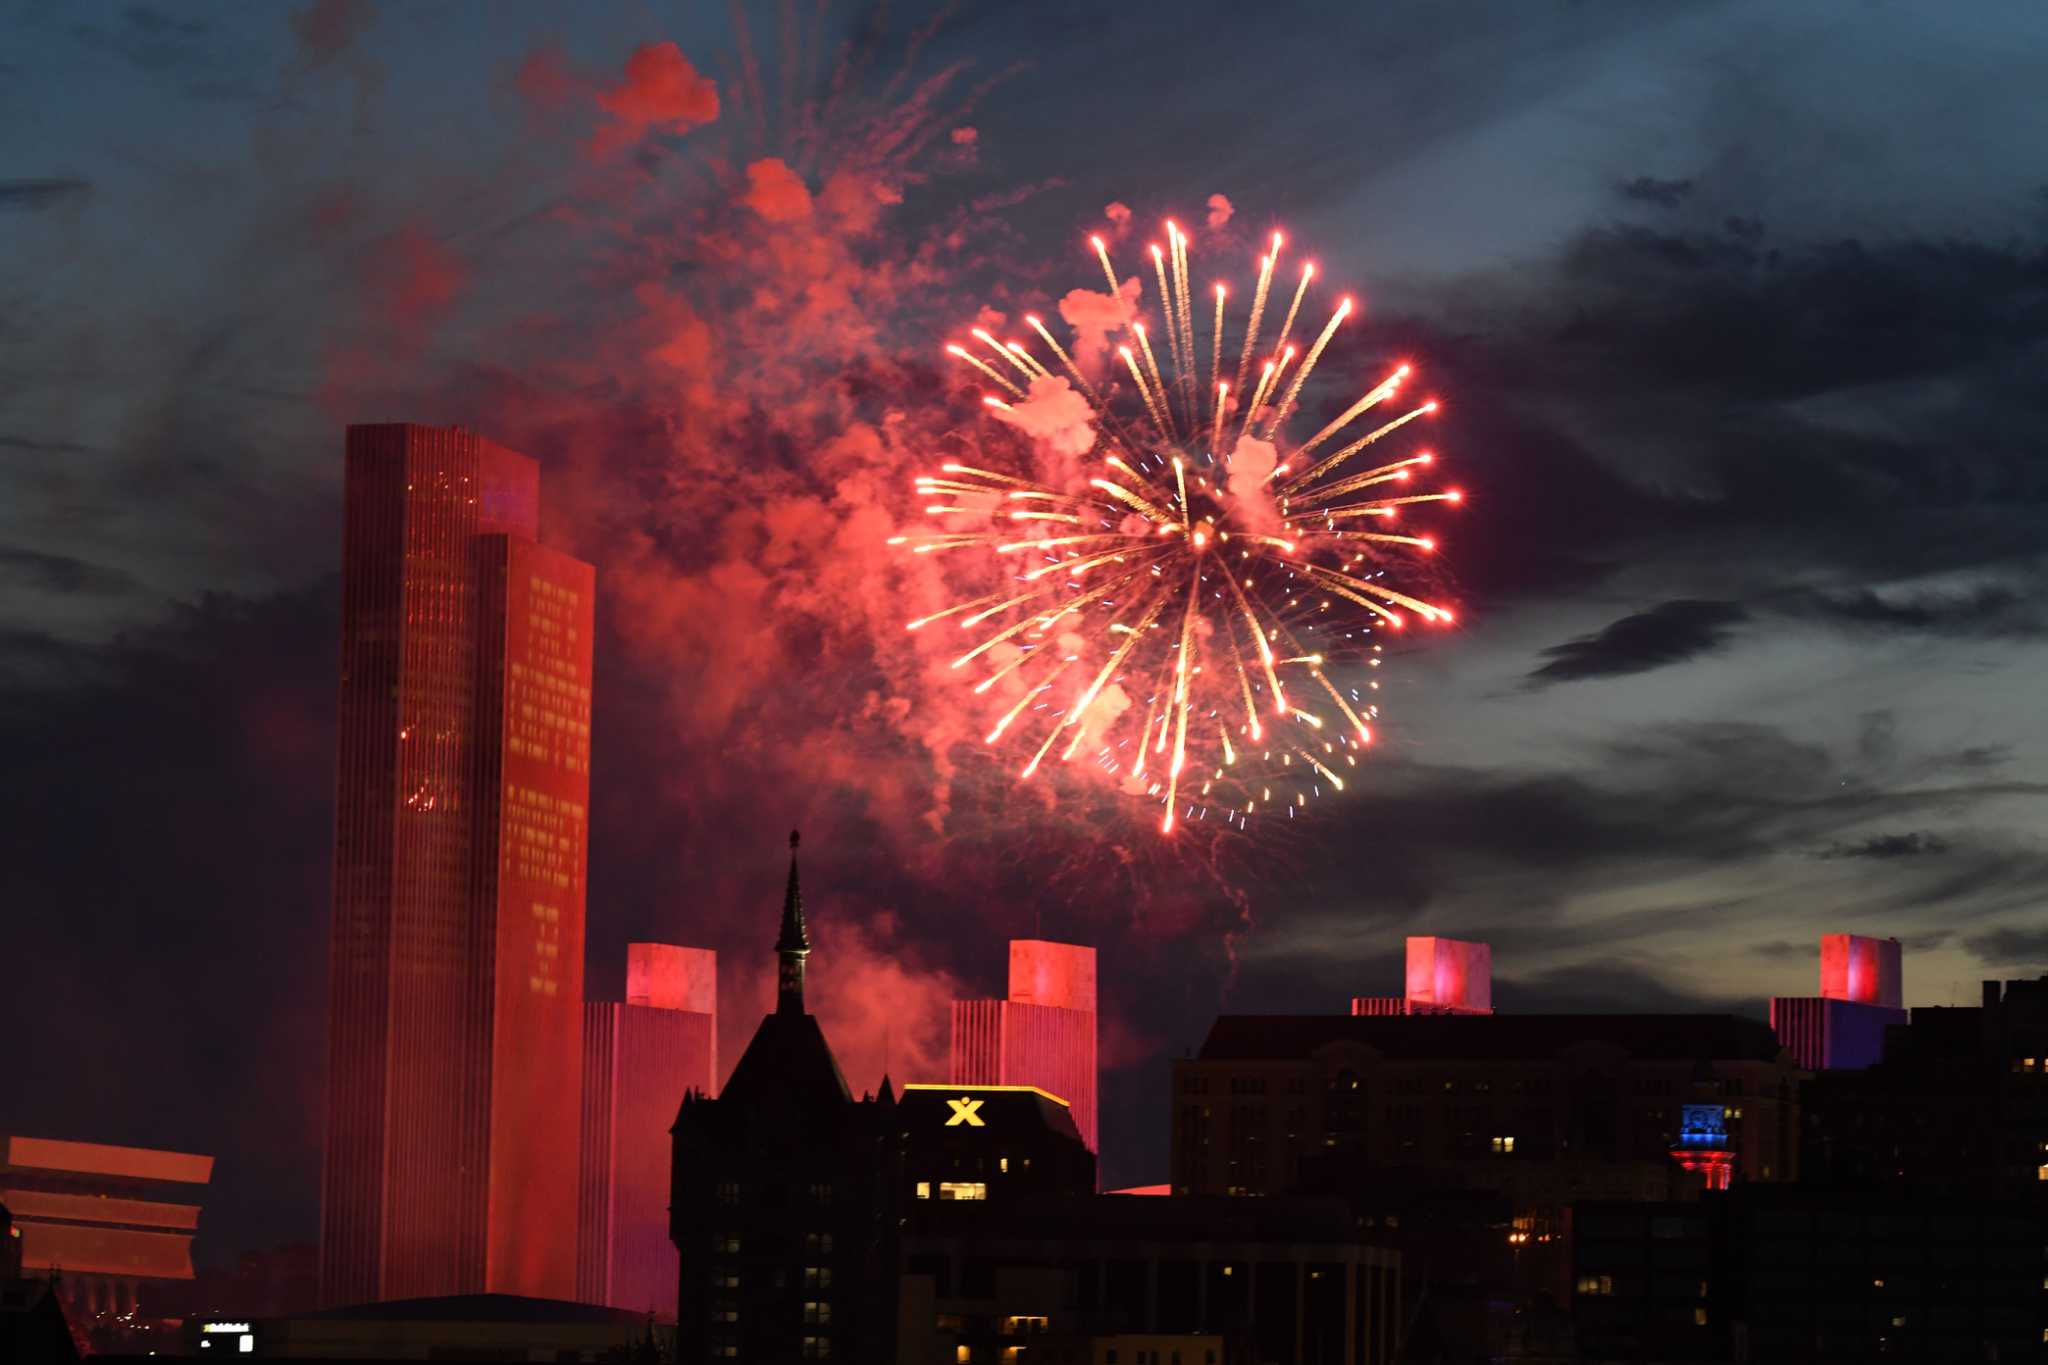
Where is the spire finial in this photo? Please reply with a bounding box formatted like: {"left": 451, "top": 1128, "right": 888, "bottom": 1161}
{"left": 776, "top": 826, "right": 811, "bottom": 1013}
{"left": 790, "top": 828, "right": 800, "bottom": 851}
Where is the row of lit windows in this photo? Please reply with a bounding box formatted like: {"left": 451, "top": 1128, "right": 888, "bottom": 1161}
{"left": 915, "top": 1181, "right": 987, "bottom": 1201}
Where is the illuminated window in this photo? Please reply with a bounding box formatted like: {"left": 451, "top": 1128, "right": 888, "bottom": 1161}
{"left": 1002, "top": 1315, "right": 1049, "bottom": 1335}
{"left": 1576, "top": 1275, "right": 1614, "bottom": 1296}
{"left": 916, "top": 1181, "right": 932, "bottom": 1199}
{"left": 805, "top": 1232, "right": 834, "bottom": 1254}
{"left": 957, "top": 1348, "right": 972, "bottom": 1364}
{"left": 802, "top": 1335, "right": 832, "bottom": 1358}
{"left": 717, "top": 1235, "right": 741, "bottom": 1254}
{"left": 804, "top": 1266, "right": 833, "bottom": 1290}
{"left": 938, "top": 1181, "right": 987, "bottom": 1201}
{"left": 1491, "top": 1136, "right": 1515, "bottom": 1154}
{"left": 804, "top": 1301, "right": 832, "bottom": 1325}
{"left": 1220, "top": 1265, "right": 1235, "bottom": 1276}
{"left": 719, "top": 1273, "right": 740, "bottom": 1289}
{"left": 999, "top": 1157, "right": 1010, "bottom": 1173}
{"left": 1693, "top": 1308, "right": 1707, "bottom": 1326}
{"left": 2037, "top": 1164, "right": 2047, "bottom": 1182}
{"left": 1892, "top": 1316, "right": 1906, "bottom": 1328}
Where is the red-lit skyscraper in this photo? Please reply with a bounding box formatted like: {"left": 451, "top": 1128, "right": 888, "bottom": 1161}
{"left": 950, "top": 940, "right": 1098, "bottom": 1154}
{"left": 322, "top": 424, "right": 593, "bottom": 1306}
{"left": 1770, "top": 933, "right": 1906, "bottom": 1071}
{"left": 578, "top": 943, "right": 717, "bottom": 1319}
{"left": 1353, "top": 936, "right": 1494, "bottom": 1016}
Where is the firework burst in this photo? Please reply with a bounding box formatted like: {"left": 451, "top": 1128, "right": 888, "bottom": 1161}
{"left": 896, "top": 221, "right": 1464, "bottom": 835}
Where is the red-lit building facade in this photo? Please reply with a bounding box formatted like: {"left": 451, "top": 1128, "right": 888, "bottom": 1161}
{"left": 1352, "top": 936, "right": 1493, "bottom": 1017}
{"left": 951, "top": 940, "right": 1099, "bottom": 1154}
{"left": 322, "top": 424, "right": 594, "bottom": 1306}
{"left": 1769, "top": 933, "right": 1906, "bottom": 1071}
{"left": 1, "top": 1136, "right": 211, "bottom": 1327}
{"left": 578, "top": 943, "right": 718, "bottom": 1320}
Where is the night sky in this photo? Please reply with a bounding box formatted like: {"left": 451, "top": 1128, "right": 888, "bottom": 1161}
{"left": 5, "top": 1, "right": 2047, "bottom": 1264}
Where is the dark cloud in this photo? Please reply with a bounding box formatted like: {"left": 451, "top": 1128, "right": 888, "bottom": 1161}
{"left": 0, "top": 433, "right": 93, "bottom": 454}
{"left": 72, "top": 5, "right": 210, "bottom": 74}
{"left": 1526, "top": 599, "right": 1748, "bottom": 685}
{"left": 1815, "top": 831, "right": 1951, "bottom": 860}
{"left": 0, "top": 546, "right": 138, "bottom": 597}
{"left": 1616, "top": 176, "right": 1694, "bottom": 208}
{"left": 1748, "top": 939, "right": 1817, "bottom": 960}
{"left": 1497, "top": 961, "right": 1754, "bottom": 1018}
{"left": 1964, "top": 927, "right": 2048, "bottom": 969}
{"left": 1778, "top": 582, "right": 2048, "bottom": 639}
{"left": 0, "top": 178, "right": 93, "bottom": 212}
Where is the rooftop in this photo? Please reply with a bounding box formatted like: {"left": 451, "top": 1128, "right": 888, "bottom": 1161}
{"left": 1196, "top": 1012, "right": 1785, "bottom": 1063}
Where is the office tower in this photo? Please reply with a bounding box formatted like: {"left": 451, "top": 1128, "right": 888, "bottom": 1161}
{"left": 950, "top": 939, "right": 1099, "bottom": 1153}
{"left": 1, "top": 1136, "right": 211, "bottom": 1322}
{"left": 670, "top": 833, "right": 900, "bottom": 1365}
{"left": 1769, "top": 932, "right": 1907, "bottom": 1071}
{"left": 1352, "top": 935, "right": 1493, "bottom": 1016}
{"left": 322, "top": 424, "right": 594, "bottom": 1305}
{"left": 579, "top": 944, "right": 718, "bottom": 1318}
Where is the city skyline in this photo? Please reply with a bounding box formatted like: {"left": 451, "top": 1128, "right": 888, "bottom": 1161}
{"left": 5, "top": 0, "right": 2048, "bottom": 1272}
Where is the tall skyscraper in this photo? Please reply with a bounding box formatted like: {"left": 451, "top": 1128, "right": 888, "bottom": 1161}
{"left": 578, "top": 943, "right": 717, "bottom": 1318}
{"left": 950, "top": 939, "right": 1099, "bottom": 1154}
{"left": 322, "top": 424, "right": 594, "bottom": 1306}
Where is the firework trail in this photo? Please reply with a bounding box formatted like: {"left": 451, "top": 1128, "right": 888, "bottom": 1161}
{"left": 896, "top": 220, "right": 1464, "bottom": 836}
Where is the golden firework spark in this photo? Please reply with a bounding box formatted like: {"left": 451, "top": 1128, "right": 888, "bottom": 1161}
{"left": 901, "top": 216, "right": 1465, "bottom": 834}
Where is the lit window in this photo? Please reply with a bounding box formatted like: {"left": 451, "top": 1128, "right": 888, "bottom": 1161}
{"left": 1002, "top": 1315, "right": 1049, "bottom": 1335}
{"left": 804, "top": 1266, "right": 833, "bottom": 1290}
{"left": 805, "top": 1232, "right": 834, "bottom": 1254}
{"left": 717, "top": 1235, "right": 741, "bottom": 1254}
{"left": 1220, "top": 1265, "right": 1234, "bottom": 1276}
{"left": 938, "top": 1181, "right": 987, "bottom": 1201}
{"left": 1000, "top": 1157, "right": 1010, "bottom": 1173}
{"left": 1873, "top": 1278, "right": 1884, "bottom": 1288}
{"left": 916, "top": 1181, "right": 932, "bottom": 1199}
{"left": 802, "top": 1335, "right": 832, "bottom": 1359}
{"left": 1892, "top": 1316, "right": 1906, "bottom": 1328}
{"left": 2037, "top": 1164, "right": 2047, "bottom": 1182}
{"left": 957, "top": 1348, "right": 972, "bottom": 1364}
{"left": 1693, "top": 1308, "right": 1707, "bottom": 1326}
{"left": 1491, "top": 1136, "right": 1515, "bottom": 1154}
{"left": 1576, "top": 1275, "right": 1614, "bottom": 1296}
{"left": 804, "top": 1301, "right": 832, "bottom": 1325}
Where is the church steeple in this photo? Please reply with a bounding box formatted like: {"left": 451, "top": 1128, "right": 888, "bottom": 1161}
{"left": 776, "top": 829, "right": 810, "bottom": 1014}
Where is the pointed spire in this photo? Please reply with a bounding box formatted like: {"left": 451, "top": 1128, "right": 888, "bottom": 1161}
{"left": 776, "top": 829, "right": 811, "bottom": 1014}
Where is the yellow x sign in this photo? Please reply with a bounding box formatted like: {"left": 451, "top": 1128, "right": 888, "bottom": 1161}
{"left": 945, "top": 1097, "right": 986, "bottom": 1127}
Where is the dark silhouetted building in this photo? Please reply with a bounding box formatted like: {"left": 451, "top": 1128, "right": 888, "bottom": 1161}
{"left": 219, "top": 1292, "right": 665, "bottom": 1359}
{"left": 898, "top": 1084, "right": 1097, "bottom": 1206}
{"left": 579, "top": 942, "right": 718, "bottom": 1319}
{"left": 2, "top": 1199, "right": 81, "bottom": 1364}
{"left": 1, "top": 1135, "right": 210, "bottom": 1338}
{"left": 322, "top": 423, "right": 595, "bottom": 1306}
{"left": 952, "top": 940, "right": 1100, "bottom": 1154}
{"left": 1173, "top": 1012, "right": 1800, "bottom": 1321}
{"left": 903, "top": 1195, "right": 1402, "bottom": 1365}
{"left": 1571, "top": 1186, "right": 2048, "bottom": 1362}
{"left": 1351, "top": 936, "right": 1493, "bottom": 1017}
{"left": 1769, "top": 933, "right": 1906, "bottom": 1071}
{"left": 670, "top": 834, "right": 899, "bottom": 1364}
{"left": 1800, "top": 974, "right": 2048, "bottom": 1195}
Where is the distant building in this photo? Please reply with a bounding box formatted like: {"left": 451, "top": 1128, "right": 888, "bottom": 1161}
{"left": 1800, "top": 974, "right": 2048, "bottom": 1195}
{"left": 2, "top": 1197, "right": 81, "bottom": 1363}
{"left": 669, "top": 833, "right": 900, "bottom": 1365}
{"left": 902, "top": 1194, "right": 1403, "bottom": 1365}
{"left": 322, "top": 424, "right": 594, "bottom": 1305}
{"left": 1571, "top": 1186, "right": 2048, "bottom": 1362}
{"left": 1173, "top": 1012, "right": 1801, "bottom": 1313}
{"left": 898, "top": 1084, "right": 1097, "bottom": 1206}
{"left": 952, "top": 940, "right": 1100, "bottom": 1153}
{"left": 1769, "top": 933, "right": 1906, "bottom": 1070}
{"left": 579, "top": 943, "right": 718, "bottom": 1319}
{"left": 217, "top": 1292, "right": 664, "bottom": 1359}
{"left": 1351, "top": 936, "right": 1492, "bottom": 1017}
{"left": 0, "top": 1136, "right": 210, "bottom": 1328}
